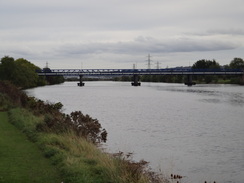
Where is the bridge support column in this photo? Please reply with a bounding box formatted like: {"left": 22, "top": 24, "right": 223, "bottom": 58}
{"left": 131, "top": 74, "right": 141, "bottom": 86}
{"left": 185, "top": 75, "right": 196, "bottom": 86}
{"left": 77, "top": 75, "right": 85, "bottom": 87}
{"left": 241, "top": 74, "right": 244, "bottom": 85}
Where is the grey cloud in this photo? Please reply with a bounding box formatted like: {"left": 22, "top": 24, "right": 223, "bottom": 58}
{"left": 187, "top": 29, "right": 244, "bottom": 36}
{"left": 207, "top": 29, "right": 244, "bottom": 36}
{"left": 1, "top": 0, "right": 244, "bottom": 68}
{"left": 55, "top": 36, "right": 239, "bottom": 57}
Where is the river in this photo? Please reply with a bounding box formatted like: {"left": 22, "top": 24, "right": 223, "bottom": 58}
{"left": 25, "top": 81, "right": 244, "bottom": 183}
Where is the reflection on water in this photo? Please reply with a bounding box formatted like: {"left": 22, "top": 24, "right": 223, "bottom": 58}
{"left": 160, "top": 84, "right": 244, "bottom": 107}
{"left": 25, "top": 82, "right": 244, "bottom": 183}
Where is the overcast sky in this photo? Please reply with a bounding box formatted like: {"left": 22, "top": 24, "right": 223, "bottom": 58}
{"left": 1, "top": 0, "right": 244, "bottom": 69}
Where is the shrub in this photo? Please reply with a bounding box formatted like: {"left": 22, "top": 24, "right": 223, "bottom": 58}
{"left": 0, "top": 81, "right": 28, "bottom": 106}
{"left": 37, "top": 111, "right": 107, "bottom": 144}
{"left": 68, "top": 111, "right": 107, "bottom": 143}
{"left": 0, "top": 93, "right": 12, "bottom": 110}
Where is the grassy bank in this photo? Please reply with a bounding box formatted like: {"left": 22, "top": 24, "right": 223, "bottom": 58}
{"left": 8, "top": 108, "right": 163, "bottom": 183}
{"left": 0, "top": 81, "right": 166, "bottom": 183}
{"left": 0, "top": 112, "right": 62, "bottom": 183}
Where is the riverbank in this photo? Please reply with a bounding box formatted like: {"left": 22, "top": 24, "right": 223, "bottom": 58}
{"left": 0, "top": 81, "right": 166, "bottom": 183}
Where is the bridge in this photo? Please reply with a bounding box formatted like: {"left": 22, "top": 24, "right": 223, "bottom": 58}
{"left": 37, "top": 68, "right": 244, "bottom": 86}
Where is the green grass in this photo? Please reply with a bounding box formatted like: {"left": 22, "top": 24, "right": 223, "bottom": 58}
{"left": 0, "top": 112, "right": 62, "bottom": 183}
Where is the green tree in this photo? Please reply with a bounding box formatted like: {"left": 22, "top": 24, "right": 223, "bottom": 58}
{"left": 39, "top": 67, "right": 64, "bottom": 85}
{"left": 192, "top": 59, "right": 220, "bottom": 83}
{"left": 0, "top": 56, "right": 61, "bottom": 88}
{"left": 44, "top": 70, "right": 65, "bottom": 85}
{"left": 192, "top": 59, "right": 220, "bottom": 69}
{"left": 0, "top": 56, "right": 16, "bottom": 81}
{"left": 229, "top": 58, "right": 244, "bottom": 69}
{"left": 15, "top": 58, "right": 40, "bottom": 88}
{"left": 0, "top": 56, "right": 40, "bottom": 88}
{"left": 228, "top": 58, "right": 244, "bottom": 84}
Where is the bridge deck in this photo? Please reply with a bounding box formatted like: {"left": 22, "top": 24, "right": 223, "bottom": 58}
{"left": 37, "top": 68, "right": 243, "bottom": 76}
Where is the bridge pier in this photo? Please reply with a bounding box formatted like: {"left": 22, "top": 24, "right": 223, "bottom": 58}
{"left": 184, "top": 75, "right": 196, "bottom": 86}
{"left": 241, "top": 74, "right": 244, "bottom": 85}
{"left": 77, "top": 75, "right": 85, "bottom": 87}
{"left": 131, "top": 74, "right": 141, "bottom": 86}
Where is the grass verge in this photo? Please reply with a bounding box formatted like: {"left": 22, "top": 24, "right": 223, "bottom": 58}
{"left": 0, "top": 111, "right": 62, "bottom": 183}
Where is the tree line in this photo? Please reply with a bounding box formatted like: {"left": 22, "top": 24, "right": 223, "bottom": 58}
{"left": 0, "top": 56, "right": 64, "bottom": 89}
{"left": 190, "top": 58, "right": 244, "bottom": 84}
{"left": 114, "top": 57, "right": 244, "bottom": 84}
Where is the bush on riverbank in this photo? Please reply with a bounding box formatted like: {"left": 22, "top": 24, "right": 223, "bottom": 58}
{"left": 0, "top": 56, "right": 64, "bottom": 89}
{"left": 1, "top": 81, "right": 166, "bottom": 183}
{"left": 7, "top": 106, "right": 163, "bottom": 183}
